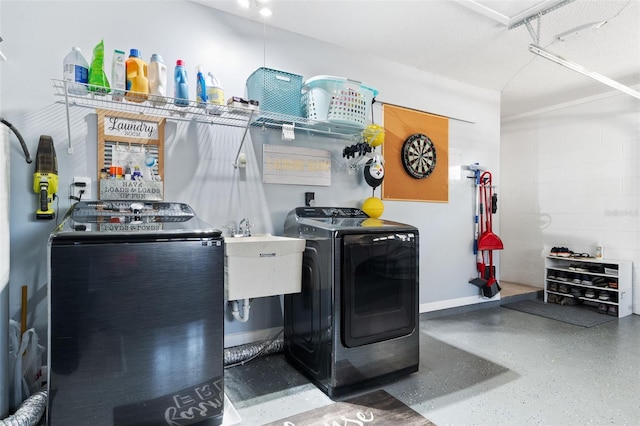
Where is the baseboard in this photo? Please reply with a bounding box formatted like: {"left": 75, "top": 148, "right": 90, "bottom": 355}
{"left": 224, "top": 326, "right": 283, "bottom": 349}
{"left": 420, "top": 294, "right": 500, "bottom": 314}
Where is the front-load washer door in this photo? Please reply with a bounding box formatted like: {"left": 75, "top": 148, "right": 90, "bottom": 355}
{"left": 341, "top": 232, "right": 417, "bottom": 348}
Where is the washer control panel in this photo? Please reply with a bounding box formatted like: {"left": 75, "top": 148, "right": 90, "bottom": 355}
{"left": 295, "top": 207, "right": 368, "bottom": 219}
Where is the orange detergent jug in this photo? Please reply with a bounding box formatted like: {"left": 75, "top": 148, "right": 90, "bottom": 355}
{"left": 125, "top": 49, "right": 148, "bottom": 103}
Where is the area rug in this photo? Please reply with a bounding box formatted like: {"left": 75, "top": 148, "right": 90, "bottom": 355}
{"left": 263, "top": 389, "right": 434, "bottom": 426}
{"left": 502, "top": 299, "right": 616, "bottom": 328}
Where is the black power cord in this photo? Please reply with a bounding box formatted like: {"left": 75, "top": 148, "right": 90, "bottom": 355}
{"left": 69, "top": 181, "right": 86, "bottom": 202}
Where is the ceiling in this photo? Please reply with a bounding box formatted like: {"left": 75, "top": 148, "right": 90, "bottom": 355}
{"left": 193, "top": 0, "right": 640, "bottom": 119}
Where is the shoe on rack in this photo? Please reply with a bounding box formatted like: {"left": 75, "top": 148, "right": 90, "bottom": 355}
{"left": 548, "top": 282, "right": 558, "bottom": 292}
{"left": 607, "top": 305, "right": 618, "bottom": 316}
{"left": 570, "top": 287, "right": 583, "bottom": 298}
{"left": 588, "top": 264, "right": 605, "bottom": 274}
{"left": 547, "top": 294, "right": 558, "bottom": 304}
{"left": 608, "top": 281, "right": 618, "bottom": 289}
{"left": 563, "top": 297, "right": 577, "bottom": 305}
{"left": 556, "top": 247, "right": 573, "bottom": 257}
{"left": 569, "top": 252, "right": 592, "bottom": 259}
{"left": 557, "top": 272, "right": 568, "bottom": 282}
{"left": 558, "top": 284, "right": 570, "bottom": 293}
{"left": 598, "top": 304, "right": 608, "bottom": 314}
{"left": 598, "top": 291, "right": 610, "bottom": 301}
{"left": 581, "top": 277, "right": 593, "bottom": 286}
{"left": 550, "top": 247, "right": 560, "bottom": 256}
{"left": 572, "top": 276, "right": 582, "bottom": 284}
{"left": 592, "top": 277, "right": 608, "bottom": 287}
{"left": 585, "top": 289, "right": 596, "bottom": 298}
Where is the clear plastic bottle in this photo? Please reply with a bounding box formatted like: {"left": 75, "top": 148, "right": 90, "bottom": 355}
{"left": 63, "top": 47, "right": 89, "bottom": 95}
{"left": 125, "top": 48, "right": 149, "bottom": 103}
{"left": 174, "top": 59, "right": 189, "bottom": 107}
{"left": 148, "top": 54, "right": 167, "bottom": 107}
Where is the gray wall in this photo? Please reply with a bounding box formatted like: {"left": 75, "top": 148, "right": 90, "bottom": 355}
{"left": 0, "top": 0, "right": 500, "bottom": 355}
{"left": 500, "top": 93, "right": 640, "bottom": 313}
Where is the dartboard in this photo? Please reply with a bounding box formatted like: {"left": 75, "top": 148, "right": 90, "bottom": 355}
{"left": 401, "top": 133, "right": 436, "bottom": 179}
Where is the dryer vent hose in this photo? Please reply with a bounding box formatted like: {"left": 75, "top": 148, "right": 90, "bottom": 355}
{"left": 0, "top": 390, "right": 47, "bottom": 426}
{"left": 224, "top": 337, "right": 284, "bottom": 367}
{"left": 0, "top": 118, "right": 32, "bottom": 164}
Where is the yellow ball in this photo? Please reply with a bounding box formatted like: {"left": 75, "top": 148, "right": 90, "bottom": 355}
{"left": 362, "top": 197, "right": 384, "bottom": 219}
{"left": 362, "top": 218, "right": 384, "bottom": 227}
{"left": 363, "top": 124, "right": 385, "bottom": 147}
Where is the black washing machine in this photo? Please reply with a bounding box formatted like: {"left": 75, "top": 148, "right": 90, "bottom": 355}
{"left": 283, "top": 207, "right": 419, "bottom": 398}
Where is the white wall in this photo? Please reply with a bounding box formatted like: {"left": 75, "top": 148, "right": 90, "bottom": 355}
{"left": 0, "top": 9, "right": 10, "bottom": 413}
{"left": 501, "top": 92, "right": 640, "bottom": 313}
{"left": 1, "top": 0, "right": 500, "bottom": 349}
{"left": 0, "top": 124, "right": 9, "bottom": 418}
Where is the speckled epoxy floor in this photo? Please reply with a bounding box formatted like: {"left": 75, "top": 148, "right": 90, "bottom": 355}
{"left": 224, "top": 307, "right": 640, "bottom": 425}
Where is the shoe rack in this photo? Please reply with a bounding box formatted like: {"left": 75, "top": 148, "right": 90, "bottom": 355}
{"left": 544, "top": 255, "right": 632, "bottom": 318}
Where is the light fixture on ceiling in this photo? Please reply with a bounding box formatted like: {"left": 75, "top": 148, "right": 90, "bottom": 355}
{"left": 237, "top": 0, "right": 272, "bottom": 17}
{"left": 529, "top": 44, "right": 640, "bottom": 100}
{"left": 259, "top": 6, "right": 272, "bottom": 17}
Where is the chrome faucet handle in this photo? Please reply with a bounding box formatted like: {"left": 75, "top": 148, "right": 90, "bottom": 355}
{"left": 224, "top": 222, "right": 237, "bottom": 237}
{"left": 239, "top": 218, "right": 251, "bottom": 237}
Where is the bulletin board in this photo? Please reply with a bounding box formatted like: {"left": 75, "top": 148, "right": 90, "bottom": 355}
{"left": 96, "top": 109, "right": 166, "bottom": 200}
{"left": 381, "top": 104, "right": 449, "bottom": 203}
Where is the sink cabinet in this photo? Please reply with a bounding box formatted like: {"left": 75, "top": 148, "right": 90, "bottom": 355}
{"left": 224, "top": 235, "right": 305, "bottom": 300}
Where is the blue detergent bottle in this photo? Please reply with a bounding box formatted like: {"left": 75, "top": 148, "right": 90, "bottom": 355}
{"left": 196, "top": 65, "right": 207, "bottom": 107}
{"left": 174, "top": 59, "right": 189, "bottom": 106}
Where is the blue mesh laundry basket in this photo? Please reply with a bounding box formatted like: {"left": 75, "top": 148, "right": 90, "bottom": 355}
{"left": 246, "top": 67, "right": 304, "bottom": 117}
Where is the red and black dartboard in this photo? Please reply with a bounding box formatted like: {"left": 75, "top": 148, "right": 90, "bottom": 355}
{"left": 401, "top": 133, "right": 436, "bottom": 179}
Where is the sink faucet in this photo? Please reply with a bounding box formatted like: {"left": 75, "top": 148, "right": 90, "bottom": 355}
{"left": 225, "top": 221, "right": 237, "bottom": 237}
{"left": 238, "top": 218, "right": 252, "bottom": 237}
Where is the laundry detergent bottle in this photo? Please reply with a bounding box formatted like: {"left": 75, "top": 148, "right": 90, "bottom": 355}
{"left": 111, "top": 49, "right": 126, "bottom": 101}
{"left": 125, "top": 48, "right": 149, "bottom": 103}
{"left": 174, "top": 59, "right": 189, "bottom": 107}
{"left": 148, "top": 54, "right": 167, "bottom": 106}
{"left": 63, "top": 47, "right": 89, "bottom": 95}
{"left": 206, "top": 71, "right": 225, "bottom": 106}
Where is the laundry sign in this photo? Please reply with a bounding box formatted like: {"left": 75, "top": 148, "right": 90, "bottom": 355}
{"left": 103, "top": 115, "right": 159, "bottom": 140}
{"left": 263, "top": 144, "right": 331, "bottom": 186}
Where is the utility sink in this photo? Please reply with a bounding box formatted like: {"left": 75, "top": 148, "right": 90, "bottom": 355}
{"left": 224, "top": 235, "right": 305, "bottom": 300}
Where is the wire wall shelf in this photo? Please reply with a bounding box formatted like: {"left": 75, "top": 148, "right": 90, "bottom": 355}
{"left": 53, "top": 79, "right": 255, "bottom": 127}
{"left": 53, "top": 79, "right": 366, "bottom": 138}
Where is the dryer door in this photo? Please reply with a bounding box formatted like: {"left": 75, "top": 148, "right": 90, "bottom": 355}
{"left": 341, "top": 232, "right": 417, "bottom": 348}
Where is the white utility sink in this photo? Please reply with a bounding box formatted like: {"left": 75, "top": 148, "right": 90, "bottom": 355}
{"left": 224, "top": 234, "right": 305, "bottom": 300}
